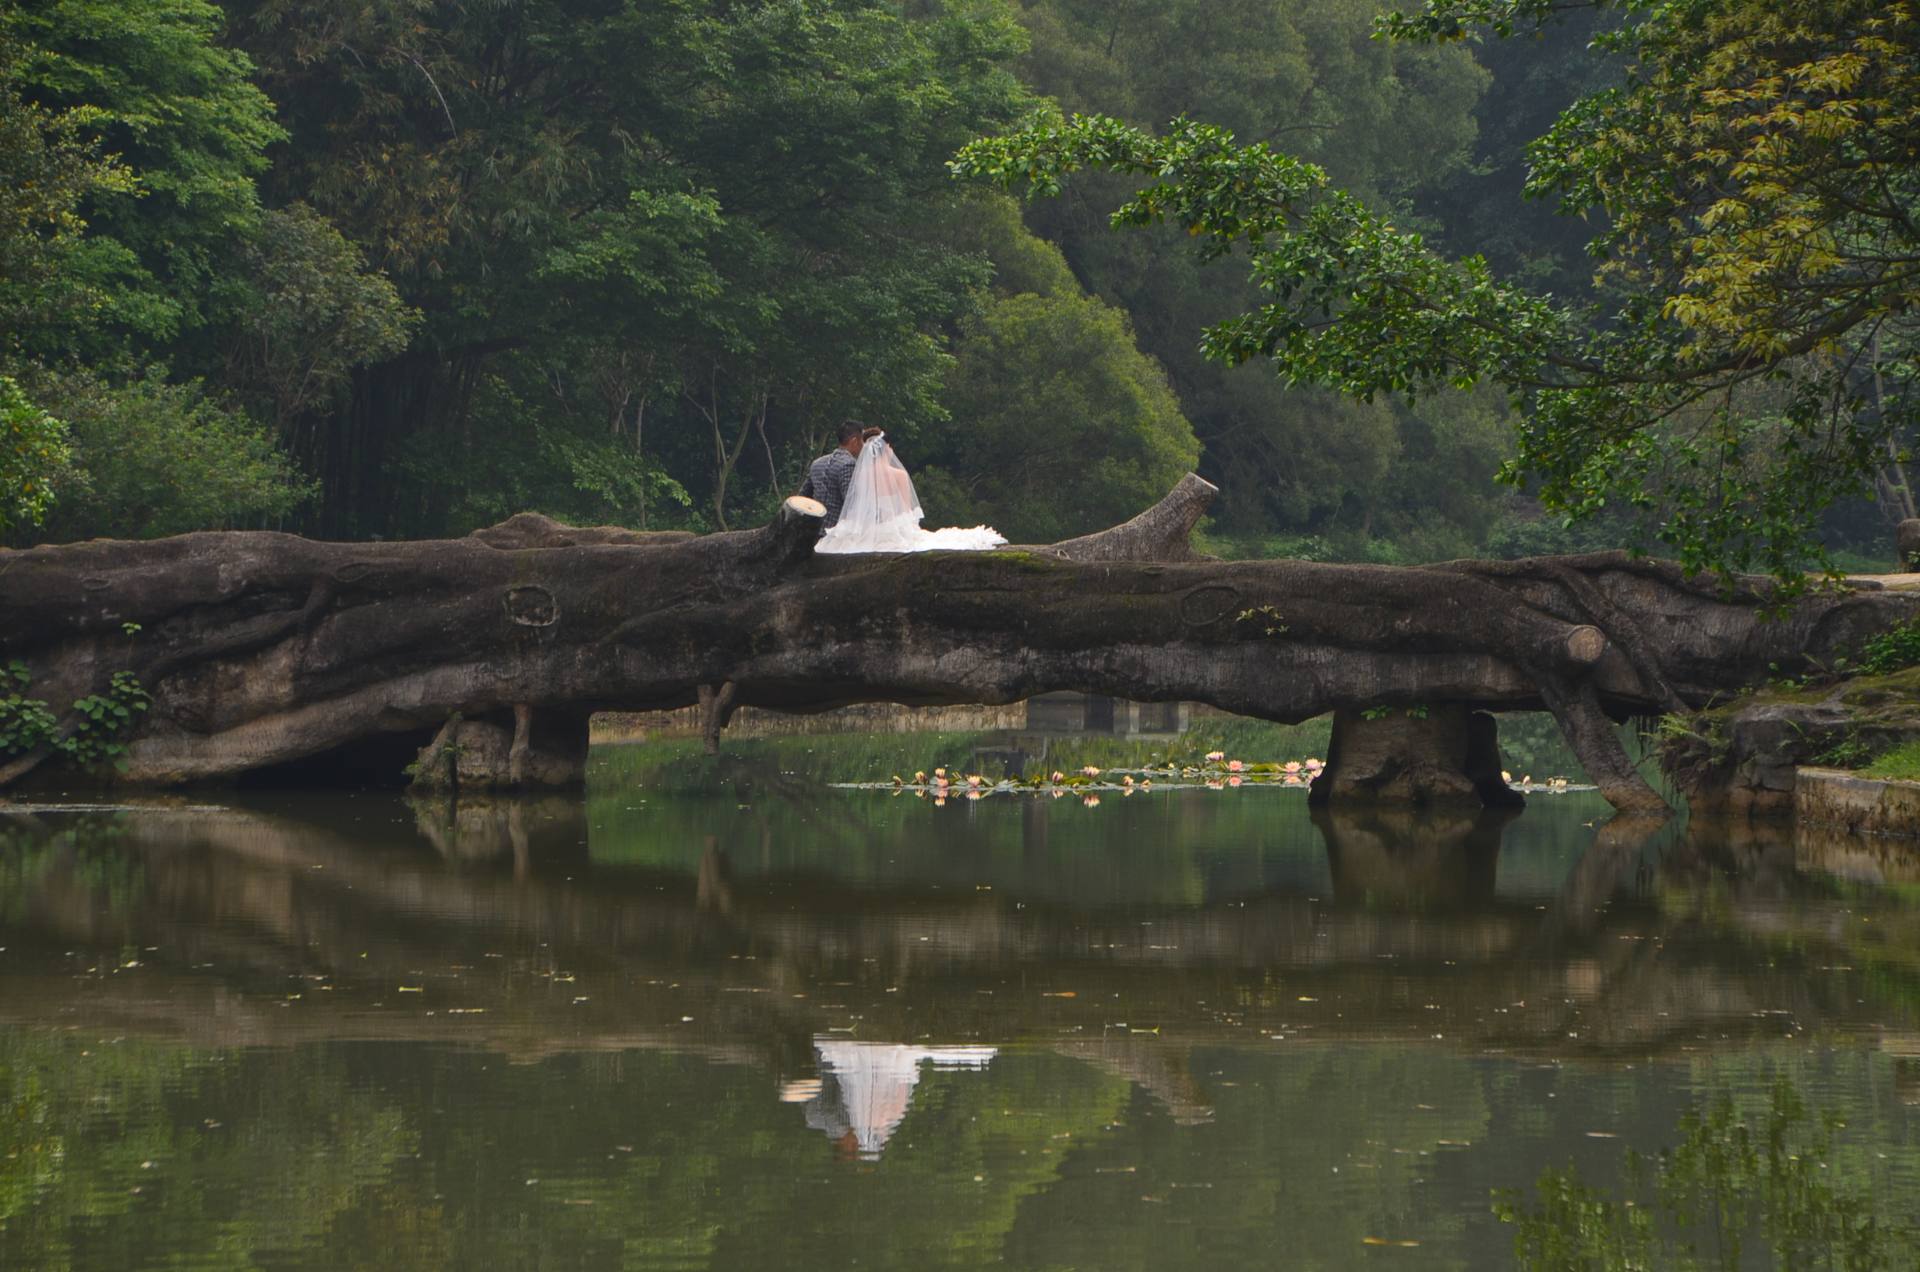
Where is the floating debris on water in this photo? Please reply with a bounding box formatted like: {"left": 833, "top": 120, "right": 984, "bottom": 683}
{"left": 832, "top": 756, "right": 1593, "bottom": 799}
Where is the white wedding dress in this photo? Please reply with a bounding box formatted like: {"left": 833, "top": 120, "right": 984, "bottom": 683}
{"left": 814, "top": 434, "right": 1006, "bottom": 554}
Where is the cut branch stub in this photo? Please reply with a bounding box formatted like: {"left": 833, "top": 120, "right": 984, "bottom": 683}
{"left": 1038, "top": 473, "right": 1217, "bottom": 563}
{"left": 1563, "top": 625, "right": 1607, "bottom": 667}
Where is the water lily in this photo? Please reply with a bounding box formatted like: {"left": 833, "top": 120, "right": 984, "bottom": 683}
{"left": 1283, "top": 760, "right": 1302, "bottom": 774}
{"left": 1205, "top": 751, "right": 1226, "bottom": 763}
{"left": 934, "top": 767, "right": 947, "bottom": 779}
{"left": 914, "top": 770, "right": 927, "bottom": 783}
{"left": 966, "top": 774, "right": 982, "bottom": 787}
{"left": 1050, "top": 770, "right": 1065, "bottom": 783}
{"left": 1227, "top": 759, "right": 1244, "bottom": 773}
{"left": 1121, "top": 775, "right": 1135, "bottom": 786}
{"left": 1501, "top": 770, "right": 1512, "bottom": 783}
{"left": 1081, "top": 765, "right": 1100, "bottom": 777}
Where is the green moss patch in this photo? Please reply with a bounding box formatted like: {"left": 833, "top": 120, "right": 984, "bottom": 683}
{"left": 1858, "top": 741, "right": 1920, "bottom": 782}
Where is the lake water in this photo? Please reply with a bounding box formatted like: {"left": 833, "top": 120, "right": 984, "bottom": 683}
{"left": 3, "top": 736, "right": 1920, "bottom": 1269}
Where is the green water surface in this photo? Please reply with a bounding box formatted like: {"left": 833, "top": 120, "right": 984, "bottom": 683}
{"left": 2, "top": 737, "right": 1918, "bottom": 1269}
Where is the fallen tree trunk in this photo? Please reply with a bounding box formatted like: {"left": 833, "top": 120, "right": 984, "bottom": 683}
{"left": 1, "top": 476, "right": 1913, "bottom": 811}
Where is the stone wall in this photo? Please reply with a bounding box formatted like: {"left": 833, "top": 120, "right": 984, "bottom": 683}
{"left": 1795, "top": 768, "right": 1920, "bottom": 838}
{"left": 591, "top": 701, "right": 1031, "bottom": 743}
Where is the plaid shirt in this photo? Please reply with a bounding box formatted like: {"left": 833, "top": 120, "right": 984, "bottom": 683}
{"left": 800, "top": 448, "right": 858, "bottom": 528}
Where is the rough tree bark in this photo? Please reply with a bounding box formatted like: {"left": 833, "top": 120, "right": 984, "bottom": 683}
{"left": 2, "top": 475, "right": 1914, "bottom": 811}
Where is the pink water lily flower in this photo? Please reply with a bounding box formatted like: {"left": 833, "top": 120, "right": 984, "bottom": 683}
{"left": 1081, "top": 765, "right": 1101, "bottom": 777}
{"left": 1205, "top": 751, "right": 1226, "bottom": 763}
{"left": 1283, "top": 761, "right": 1302, "bottom": 773}
{"left": 1227, "top": 759, "right": 1245, "bottom": 772}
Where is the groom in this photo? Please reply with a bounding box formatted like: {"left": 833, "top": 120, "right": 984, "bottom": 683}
{"left": 799, "top": 420, "right": 870, "bottom": 529}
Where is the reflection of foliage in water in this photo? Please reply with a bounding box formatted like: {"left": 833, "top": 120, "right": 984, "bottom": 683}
{"left": 587, "top": 737, "right": 1618, "bottom": 906}
{"left": 1671, "top": 868, "right": 1920, "bottom": 1022}
{"left": 0, "top": 816, "right": 144, "bottom": 924}
{"left": 0, "top": 1037, "right": 1129, "bottom": 1271}
{"left": 0, "top": 1034, "right": 413, "bottom": 1269}
{"left": 590, "top": 710, "right": 1611, "bottom": 790}
{"left": 1496, "top": 1081, "right": 1920, "bottom": 1270}
{"left": 1007, "top": 1045, "right": 1491, "bottom": 1270}
{"left": 585, "top": 758, "right": 1338, "bottom": 906}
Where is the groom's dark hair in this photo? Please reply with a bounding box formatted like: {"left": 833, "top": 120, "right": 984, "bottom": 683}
{"left": 837, "top": 419, "right": 866, "bottom": 444}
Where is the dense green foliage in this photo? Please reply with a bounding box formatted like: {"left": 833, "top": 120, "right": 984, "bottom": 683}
{"left": 957, "top": 0, "right": 1920, "bottom": 582}
{"left": 0, "top": 0, "right": 1584, "bottom": 554}
{"left": 1854, "top": 618, "right": 1920, "bottom": 677}
{"left": 0, "top": 376, "right": 67, "bottom": 533}
{"left": 5, "top": 0, "right": 1897, "bottom": 571}
{"left": 1005, "top": 0, "right": 1535, "bottom": 557}
{"left": 1498, "top": 1083, "right": 1920, "bottom": 1268}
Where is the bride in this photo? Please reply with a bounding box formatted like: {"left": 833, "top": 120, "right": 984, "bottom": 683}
{"left": 815, "top": 432, "right": 1006, "bottom": 554}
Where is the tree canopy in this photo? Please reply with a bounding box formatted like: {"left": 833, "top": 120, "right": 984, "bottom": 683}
{"left": 955, "top": 0, "right": 1920, "bottom": 581}
{"left": 2, "top": 0, "right": 1908, "bottom": 576}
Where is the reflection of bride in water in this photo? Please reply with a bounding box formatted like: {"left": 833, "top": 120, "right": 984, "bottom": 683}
{"left": 814, "top": 432, "right": 1006, "bottom": 554}
{"left": 782, "top": 1038, "right": 997, "bottom": 1159}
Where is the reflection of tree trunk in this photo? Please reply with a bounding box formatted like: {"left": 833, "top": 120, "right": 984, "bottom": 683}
{"left": 1536, "top": 813, "right": 1671, "bottom": 944}
{"left": 1312, "top": 804, "right": 1513, "bottom": 910}
{"left": 697, "top": 838, "right": 734, "bottom": 916}
{"left": 1021, "top": 793, "right": 1050, "bottom": 864}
